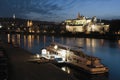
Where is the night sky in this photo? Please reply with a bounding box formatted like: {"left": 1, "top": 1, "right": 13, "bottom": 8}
{"left": 0, "top": 0, "right": 120, "bottom": 22}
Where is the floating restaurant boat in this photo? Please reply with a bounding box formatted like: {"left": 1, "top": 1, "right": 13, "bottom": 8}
{"left": 41, "top": 42, "right": 109, "bottom": 74}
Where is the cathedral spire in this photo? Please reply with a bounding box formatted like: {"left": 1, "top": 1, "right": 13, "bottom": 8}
{"left": 77, "top": 12, "right": 81, "bottom": 19}
{"left": 13, "top": 14, "right": 15, "bottom": 19}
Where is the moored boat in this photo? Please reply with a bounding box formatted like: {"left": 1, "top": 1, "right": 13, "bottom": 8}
{"left": 42, "top": 42, "right": 109, "bottom": 74}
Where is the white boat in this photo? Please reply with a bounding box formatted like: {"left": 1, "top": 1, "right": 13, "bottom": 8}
{"left": 41, "top": 48, "right": 64, "bottom": 63}
{"left": 43, "top": 42, "right": 109, "bottom": 74}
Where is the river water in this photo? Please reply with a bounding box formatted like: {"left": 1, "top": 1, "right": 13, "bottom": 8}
{"left": 2, "top": 34, "right": 120, "bottom": 80}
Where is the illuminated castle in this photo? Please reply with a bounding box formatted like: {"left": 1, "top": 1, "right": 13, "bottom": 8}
{"left": 65, "top": 13, "right": 109, "bottom": 34}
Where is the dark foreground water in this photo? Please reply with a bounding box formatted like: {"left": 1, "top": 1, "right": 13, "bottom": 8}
{"left": 1, "top": 34, "right": 120, "bottom": 80}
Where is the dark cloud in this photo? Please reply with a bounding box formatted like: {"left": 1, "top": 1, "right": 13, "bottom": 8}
{"left": 0, "top": 0, "right": 120, "bottom": 22}
{"left": 19, "top": 0, "right": 79, "bottom": 21}
{"left": 0, "top": 0, "right": 77, "bottom": 15}
{"left": 0, "top": 0, "right": 88, "bottom": 20}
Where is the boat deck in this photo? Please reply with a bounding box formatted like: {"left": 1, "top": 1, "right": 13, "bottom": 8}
{"left": 46, "top": 42, "right": 109, "bottom": 74}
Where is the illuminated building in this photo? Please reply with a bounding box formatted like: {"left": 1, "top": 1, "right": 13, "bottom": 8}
{"left": 27, "top": 20, "right": 33, "bottom": 32}
{"left": 27, "top": 20, "right": 33, "bottom": 27}
{"left": 64, "top": 13, "right": 109, "bottom": 33}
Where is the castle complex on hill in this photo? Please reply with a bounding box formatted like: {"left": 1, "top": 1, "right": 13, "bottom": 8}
{"left": 64, "top": 13, "right": 109, "bottom": 34}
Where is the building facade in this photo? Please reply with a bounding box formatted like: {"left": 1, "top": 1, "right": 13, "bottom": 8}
{"left": 64, "top": 13, "right": 109, "bottom": 34}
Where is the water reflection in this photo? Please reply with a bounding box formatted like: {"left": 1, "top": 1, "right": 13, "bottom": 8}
{"left": 43, "top": 35, "right": 46, "bottom": 48}
{"left": 5, "top": 34, "right": 120, "bottom": 80}
{"left": 7, "top": 34, "right": 10, "bottom": 43}
{"left": 84, "top": 38, "right": 97, "bottom": 55}
{"left": 6, "top": 34, "right": 120, "bottom": 50}
{"left": 60, "top": 66, "right": 108, "bottom": 80}
{"left": 24, "top": 35, "right": 27, "bottom": 47}
{"left": 100, "top": 39, "right": 105, "bottom": 46}
{"left": 61, "top": 66, "right": 71, "bottom": 74}
{"left": 23, "top": 35, "right": 35, "bottom": 48}
{"left": 28, "top": 35, "right": 32, "bottom": 48}
{"left": 52, "top": 36, "right": 54, "bottom": 42}
{"left": 118, "top": 40, "right": 120, "bottom": 48}
{"left": 11, "top": 35, "right": 15, "bottom": 44}
{"left": 36, "top": 35, "right": 40, "bottom": 44}
{"left": 16, "top": 34, "right": 20, "bottom": 45}
{"left": 6, "top": 34, "right": 120, "bottom": 56}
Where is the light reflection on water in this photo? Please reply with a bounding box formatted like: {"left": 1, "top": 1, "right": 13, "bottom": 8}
{"left": 61, "top": 66, "right": 71, "bottom": 74}
{"left": 5, "top": 34, "right": 120, "bottom": 80}
{"left": 60, "top": 65, "right": 109, "bottom": 80}
{"left": 118, "top": 40, "right": 120, "bottom": 48}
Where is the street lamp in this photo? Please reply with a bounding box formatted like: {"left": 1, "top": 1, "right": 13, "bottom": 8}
{"left": 36, "top": 54, "right": 40, "bottom": 58}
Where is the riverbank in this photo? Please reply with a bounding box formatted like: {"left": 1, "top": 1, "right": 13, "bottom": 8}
{"left": 0, "top": 41, "right": 8, "bottom": 80}
{"left": 0, "top": 40, "right": 78, "bottom": 80}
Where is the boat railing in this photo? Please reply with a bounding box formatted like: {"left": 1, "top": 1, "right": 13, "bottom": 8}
{"left": 49, "top": 43, "right": 101, "bottom": 60}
